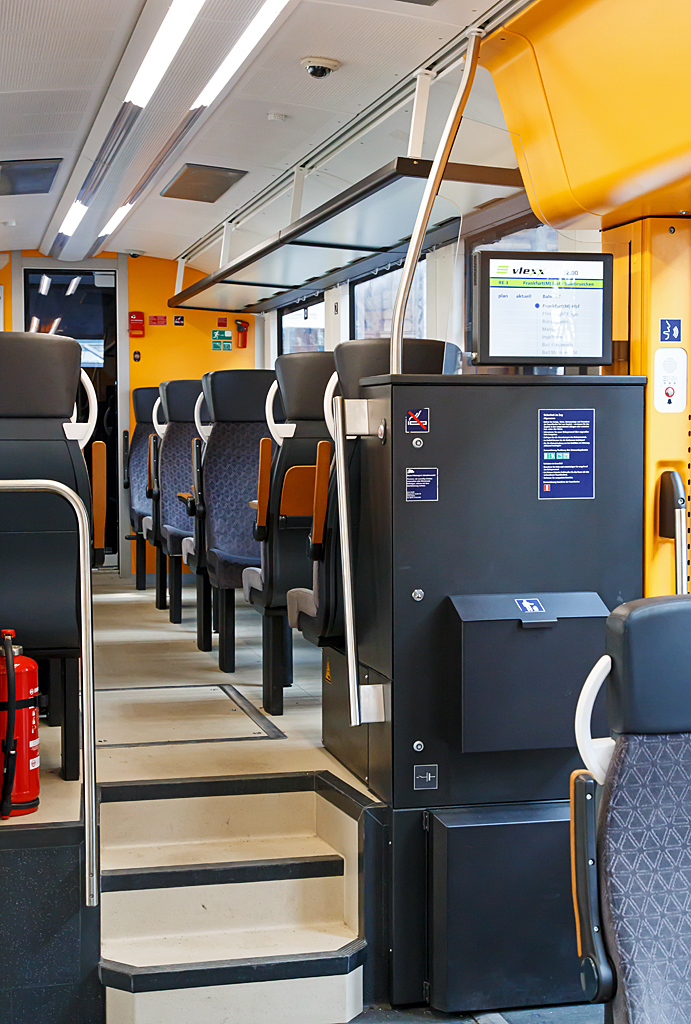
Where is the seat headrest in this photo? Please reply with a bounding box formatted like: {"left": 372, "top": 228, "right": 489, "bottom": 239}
{"left": 275, "top": 352, "right": 336, "bottom": 421}
{"left": 606, "top": 595, "right": 691, "bottom": 734}
{"left": 132, "top": 386, "right": 163, "bottom": 425}
{"left": 0, "top": 332, "right": 80, "bottom": 418}
{"left": 202, "top": 370, "right": 276, "bottom": 423}
{"left": 159, "top": 379, "right": 207, "bottom": 423}
{"left": 334, "top": 338, "right": 445, "bottom": 398}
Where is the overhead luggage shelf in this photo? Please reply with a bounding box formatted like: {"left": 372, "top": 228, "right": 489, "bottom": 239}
{"left": 168, "top": 157, "right": 523, "bottom": 314}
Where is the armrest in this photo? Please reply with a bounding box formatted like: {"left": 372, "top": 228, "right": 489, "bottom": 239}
{"left": 253, "top": 437, "right": 273, "bottom": 542}
{"left": 123, "top": 430, "right": 130, "bottom": 488}
{"left": 310, "top": 440, "right": 332, "bottom": 559}
{"left": 249, "top": 500, "right": 259, "bottom": 510}
{"left": 146, "top": 433, "right": 159, "bottom": 500}
{"left": 570, "top": 770, "right": 615, "bottom": 1003}
{"left": 92, "top": 440, "right": 107, "bottom": 566}
{"left": 177, "top": 492, "right": 196, "bottom": 516}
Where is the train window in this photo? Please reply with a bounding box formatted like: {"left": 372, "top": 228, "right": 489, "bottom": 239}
{"left": 279, "top": 300, "right": 325, "bottom": 354}
{"left": 24, "top": 269, "right": 116, "bottom": 367}
{"left": 351, "top": 261, "right": 426, "bottom": 340}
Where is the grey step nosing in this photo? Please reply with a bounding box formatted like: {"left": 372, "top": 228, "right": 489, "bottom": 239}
{"left": 99, "top": 937, "right": 367, "bottom": 992}
{"left": 101, "top": 854, "right": 344, "bottom": 891}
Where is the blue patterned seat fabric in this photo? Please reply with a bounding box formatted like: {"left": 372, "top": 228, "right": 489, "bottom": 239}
{"left": 159, "top": 422, "right": 198, "bottom": 556}
{"left": 600, "top": 733, "right": 691, "bottom": 1024}
{"left": 128, "top": 386, "right": 161, "bottom": 533}
{"left": 205, "top": 421, "right": 269, "bottom": 589}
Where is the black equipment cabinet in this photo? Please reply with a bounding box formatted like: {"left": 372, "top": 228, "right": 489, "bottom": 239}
{"left": 324, "top": 374, "right": 645, "bottom": 1010}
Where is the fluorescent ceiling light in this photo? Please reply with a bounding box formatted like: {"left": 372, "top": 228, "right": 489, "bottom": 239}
{"left": 126, "top": 0, "right": 207, "bottom": 108}
{"left": 100, "top": 204, "right": 133, "bottom": 238}
{"left": 38, "top": 274, "right": 51, "bottom": 295}
{"left": 29, "top": 317, "right": 40, "bottom": 333}
{"left": 190, "top": 0, "right": 291, "bottom": 110}
{"left": 49, "top": 318, "right": 61, "bottom": 334}
{"left": 66, "top": 276, "right": 81, "bottom": 296}
{"left": 59, "top": 200, "right": 88, "bottom": 237}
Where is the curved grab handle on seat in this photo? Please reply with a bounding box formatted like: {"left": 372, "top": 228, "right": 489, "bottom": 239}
{"left": 64, "top": 370, "right": 99, "bottom": 449}
{"left": 324, "top": 371, "right": 338, "bottom": 440}
{"left": 152, "top": 398, "right": 167, "bottom": 440}
{"left": 265, "top": 380, "right": 295, "bottom": 446}
{"left": 575, "top": 654, "right": 616, "bottom": 785}
{"left": 194, "top": 392, "right": 212, "bottom": 442}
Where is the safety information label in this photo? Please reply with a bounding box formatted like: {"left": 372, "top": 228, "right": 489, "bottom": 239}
{"left": 406, "top": 408, "right": 430, "bottom": 432}
{"left": 515, "top": 598, "right": 546, "bottom": 613}
{"left": 660, "top": 318, "right": 682, "bottom": 343}
{"left": 538, "top": 409, "right": 595, "bottom": 500}
{"left": 406, "top": 467, "right": 438, "bottom": 501}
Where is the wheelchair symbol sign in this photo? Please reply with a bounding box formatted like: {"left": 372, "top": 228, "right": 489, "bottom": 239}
{"left": 515, "top": 598, "right": 545, "bottom": 613}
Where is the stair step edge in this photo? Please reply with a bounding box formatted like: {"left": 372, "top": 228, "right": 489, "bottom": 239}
{"left": 101, "top": 854, "right": 344, "bottom": 891}
{"left": 100, "top": 937, "right": 367, "bottom": 993}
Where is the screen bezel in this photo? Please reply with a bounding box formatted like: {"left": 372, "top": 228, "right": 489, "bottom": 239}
{"left": 472, "top": 249, "right": 613, "bottom": 366}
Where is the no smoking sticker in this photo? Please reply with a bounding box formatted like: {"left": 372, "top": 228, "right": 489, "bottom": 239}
{"left": 406, "top": 408, "right": 430, "bottom": 433}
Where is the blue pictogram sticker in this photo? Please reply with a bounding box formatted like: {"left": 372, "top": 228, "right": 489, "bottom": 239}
{"left": 406, "top": 408, "right": 430, "bottom": 433}
{"left": 660, "top": 318, "right": 682, "bottom": 343}
{"left": 515, "top": 598, "right": 546, "bottom": 614}
{"left": 406, "top": 467, "right": 438, "bottom": 501}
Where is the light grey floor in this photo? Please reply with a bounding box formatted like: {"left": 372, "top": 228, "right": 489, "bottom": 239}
{"left": 353, "top": 1006, "right": 604, "bottom": 1023}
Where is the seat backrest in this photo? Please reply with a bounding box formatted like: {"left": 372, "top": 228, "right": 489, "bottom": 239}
{"left": 201, "top": 370, "right": 275, "bottom": 579}
{"left": 294, "top": 338, "right": 445, "bottom": 643}
{"left": 128, "top": 386, "right": 160, "bottom": 520}
{"left": 599, "top": 595, "right": 691, "bottom": 1023}
{"left": 0, "top": 332, "right": 90, "bottom": 651}
{"left": 260, "top": 351, "right": 335, "bottom": 607}
{"left": 158, "top": 379, "right": 205, "bottom": 535}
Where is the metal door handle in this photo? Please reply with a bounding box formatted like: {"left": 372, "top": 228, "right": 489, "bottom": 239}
{"left": 659, "top": 470, "right": 688, "bottom": 595}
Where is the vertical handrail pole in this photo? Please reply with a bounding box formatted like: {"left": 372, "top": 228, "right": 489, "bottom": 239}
{"left": 390, "top": 29, "right": 482, "bottom": 374}
{"left": 333, "top": 396, "right": 361, "bottom": 726}
{"left": 675, "top": 504, "right": 689, "bottom": 595}
{"left": 0, "top": 479, "right": 97, "bottom": 905}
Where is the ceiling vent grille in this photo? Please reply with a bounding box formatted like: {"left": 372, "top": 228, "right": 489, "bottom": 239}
{"left": 161, "top": 163, "right": 247, "bottom": 203}
{"left": 0, "top": 159, "right": 61, "bottom": 195}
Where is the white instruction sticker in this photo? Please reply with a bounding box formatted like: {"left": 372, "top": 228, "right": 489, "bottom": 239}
{"left": 29, "top": 756, "right": 40, "bottom": 770}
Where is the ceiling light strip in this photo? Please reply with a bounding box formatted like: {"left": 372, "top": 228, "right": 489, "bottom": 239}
{"left": 91, "top": 0, "right": 292, "bottom": 253}
{"left": 48, "top": 0, "right": 208, "bottom": 257}
{"left": 178, "top": 0, "right": 533, "bottom": 263}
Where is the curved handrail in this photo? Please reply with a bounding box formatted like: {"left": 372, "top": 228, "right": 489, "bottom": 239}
{"left": 323, "top": 371, "right": 338, "bottom": 440}
{"left": 265, "top": 380, "right": 295, "bottom": 446}
{"left": 64, "top": 370, "right": 99, "bottom": 449}
{"left": 152, "top": 397, "right": 167, "bottom": 439}
{"left": 575, "top": 654, "right": 616, "bottom": 785}
{"left": 194, "top": 392, "right": 212, "bottom": 442}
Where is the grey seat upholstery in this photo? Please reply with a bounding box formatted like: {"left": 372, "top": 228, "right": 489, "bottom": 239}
{"left": 574, "top": 595, "right": 691, "bottom": 1024}
{"left": 127, "top": 386, "right": 161, "bottom": 589}
{"left": 0, "top": 331, "right": 91, "bottom": 781}
{"left": 200, "top": 369, "right": 275, "bottom": 671}
{"left": 243, "top": 350, "right": 336, "bottom": 714}
{"left": 156, "top": 380, "right": 205, "bottom": 623}
{"left": 287, "top": 338, "right": 445, "bottom": 646}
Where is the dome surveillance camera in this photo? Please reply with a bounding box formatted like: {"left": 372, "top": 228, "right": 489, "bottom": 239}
{"left": 300, "top": 57, "right": 341, "bottom": 79}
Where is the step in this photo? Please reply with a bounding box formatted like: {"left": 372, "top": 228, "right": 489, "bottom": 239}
{"left": 99, "top": 773, "right": 372, "bottom": 1024}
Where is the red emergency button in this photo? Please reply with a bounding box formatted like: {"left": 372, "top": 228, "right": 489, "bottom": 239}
{"left": 665, "top": 386, "right": 675, "bottom": 397}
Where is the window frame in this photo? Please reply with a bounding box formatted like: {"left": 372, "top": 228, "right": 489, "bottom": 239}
{"left": 277, "top": 294, "right": 325, "bottom": 356}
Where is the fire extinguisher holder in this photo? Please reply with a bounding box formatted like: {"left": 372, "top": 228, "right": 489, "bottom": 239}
{"left": 0, "top": 480, "right": 97, "bottom": 906}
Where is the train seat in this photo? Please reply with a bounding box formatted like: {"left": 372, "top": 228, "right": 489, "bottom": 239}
{"left": 156, "top": 380, "right": 205, "bottom": 624}
{"left": 244, "top": 351, "right": 335, "bottom": 715}
{"left": 0, "top": 331, "right": 91, "bottom": 781}
{"left": 287, "top": 338, "right": 445, "bottom": 646}
{"left": 199, "top": 368, "right": 276, "bottom": 672}
{"left": 572, "top": 595, "right": 691, "bottom": 1023}
{"left": 125, "top": 386, "right": 161, "bottom": 590}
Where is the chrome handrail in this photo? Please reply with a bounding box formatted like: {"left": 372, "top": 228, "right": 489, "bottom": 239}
{"left": 0, "top": 480, "right": 97, "bottom": 906}
{"left": 390, "top": 29, "right": 482, "bottom": 374}
{"left": 333, "top": 396, "right": 361, "bottom": 726}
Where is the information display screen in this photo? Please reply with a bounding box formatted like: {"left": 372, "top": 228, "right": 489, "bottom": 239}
{"left": 472, "top": 250, "right": 613, "bottom": 366}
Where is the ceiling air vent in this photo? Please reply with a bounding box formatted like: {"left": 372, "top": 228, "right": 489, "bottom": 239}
{"left": 161, "top": 163, "right": 247, "bottom": 203}
{"left": 0, "top": 159, "right": 62, "bottom": 196}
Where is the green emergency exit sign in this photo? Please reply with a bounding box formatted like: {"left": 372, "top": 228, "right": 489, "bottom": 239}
{"left": 212, "top": 329, "right": 232, "bottom": 351}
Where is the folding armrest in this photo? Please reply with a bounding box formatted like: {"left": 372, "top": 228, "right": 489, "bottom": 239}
{"left": 191, "top": 437, "right": 205, "bottom": 518}
{"left": 122, "top": 429, "right": 130, "bottom": 489}
{"left": 177, "top": 491, "right": 196, "bottom": 516}
{"left": 146, "top": 433, "right": 159, "bottom": 500}
{"left": 252, "top": 436, "right": 273, "bottom": 541}
{"left": 309, "top": 440, "right": 331, "bottom": 559}
{"left": 570, "top": 770, "right": 614, "bottom": 1003}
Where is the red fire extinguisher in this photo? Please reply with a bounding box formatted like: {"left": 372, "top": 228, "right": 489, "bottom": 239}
{"left": 235, "top": 319, "right": 249, "bottom": 349}
{"left": 0, "top": 630, "right": 40, "bottom": 819}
